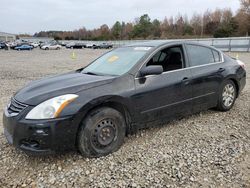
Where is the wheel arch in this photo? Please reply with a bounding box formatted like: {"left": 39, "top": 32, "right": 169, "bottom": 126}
{"left": 75, "top": 96, "right": 133, "bottom": 139}
{"left": 224, "top": 76, "right": 240, "bottom": 98}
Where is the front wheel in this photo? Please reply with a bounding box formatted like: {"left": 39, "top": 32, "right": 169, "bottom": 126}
{"left": 77, "top": 107, "right": 126, "bottom": 157}
{"left": 216, "top": 80, "right": 237, "bottom": 111}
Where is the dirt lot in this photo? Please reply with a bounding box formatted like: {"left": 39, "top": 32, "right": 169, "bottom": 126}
{"left": 0, "top": 49, "right": 249, "bottom": 187}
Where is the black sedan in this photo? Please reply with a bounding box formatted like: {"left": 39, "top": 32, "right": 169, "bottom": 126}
{"left": 3, "top": 41, "right": 246, "bottom": 157}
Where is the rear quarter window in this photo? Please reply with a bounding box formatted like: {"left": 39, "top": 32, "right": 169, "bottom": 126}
{"left": 212, "top": 50, "right": 221, "bottom": 62}
{"left": 186, "top": 44, "right": 215, "bottom": 66}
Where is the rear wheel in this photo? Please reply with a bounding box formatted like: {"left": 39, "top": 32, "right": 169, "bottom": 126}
{"left": 78, "top": 107, "right": 126, "bottom": 157}
{"left": 216, "top": 80, "right": 237, "bottom": 111}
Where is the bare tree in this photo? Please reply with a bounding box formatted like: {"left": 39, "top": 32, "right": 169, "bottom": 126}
{"left": 190, "top": 13, "right": 202, "bottom": 36}
{"left": 235, "top": 0, "right": 250, "bottom": 36}
{"left": 240, "top": 0, "right": 250, "bottom": 14}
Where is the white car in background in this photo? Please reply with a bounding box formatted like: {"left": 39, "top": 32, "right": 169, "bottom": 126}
{"left": 30, "top": 42, "right": 39, "bottom": 48}
{"left": 85, "top": 43, "right": 97, "bottom": 48}
{"left": 41, "top": 43, "right": 62, "bottom": 50}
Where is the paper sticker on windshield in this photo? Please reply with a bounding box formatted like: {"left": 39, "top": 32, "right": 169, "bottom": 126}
{"left": 107, "top": 55, "right": 119, "bottom": 63}
{"left": 134, "top": 47, "right": 151, "bottom": 51}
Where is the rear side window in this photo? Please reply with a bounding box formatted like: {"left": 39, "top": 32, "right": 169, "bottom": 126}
{"left": 186, "top": 44, "right": 215, "bottom": 66}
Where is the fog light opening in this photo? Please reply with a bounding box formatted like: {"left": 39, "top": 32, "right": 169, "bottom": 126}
{"left": 20, "top": 139, "right": 40, "bottom": 149}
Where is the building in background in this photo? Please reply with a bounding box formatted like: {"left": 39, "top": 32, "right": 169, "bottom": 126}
{"left": 0, "top": 32, "right": 16, "bottom": 42}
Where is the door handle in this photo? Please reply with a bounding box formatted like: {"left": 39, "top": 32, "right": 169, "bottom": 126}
{"left": 217, "top": 68, "right": 225, "bottom": 73}
{"left": 182, "top": 77, "right": 190, "bottom": 85}
{"left": 182, "top": 77, "right": 189, "bottom": 80}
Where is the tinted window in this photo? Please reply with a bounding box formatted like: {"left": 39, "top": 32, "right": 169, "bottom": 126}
{"left": 152, "top": 51, "right": 162, "bottom": 62}
{"left": 147, "top": 46, "right": 184, "bottom": 72}
{"left": 186, "top": 44, "right": 215, "bottom": 66}
{"left": 212, "top": 50, "right": 221, "bottom": 62}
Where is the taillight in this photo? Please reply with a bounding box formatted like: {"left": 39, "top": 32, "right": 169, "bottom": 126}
{"left": 236, "top": 59, "right": 246, "bottom": 70}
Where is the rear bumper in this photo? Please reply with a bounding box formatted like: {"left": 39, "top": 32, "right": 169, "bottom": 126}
{"left": 3, "top": 108, "right": 77, "bottom": 155}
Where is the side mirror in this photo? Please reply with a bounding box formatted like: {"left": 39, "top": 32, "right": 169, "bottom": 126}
{"left": 139, "top": 65, "right": 163, "bottom": 77}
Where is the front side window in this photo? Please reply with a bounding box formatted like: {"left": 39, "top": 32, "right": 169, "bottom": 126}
{"left": 146, "top": 46, "right": 184, "bottom": 72}
{"left": 186, "top": 44, "right": 215, "bottom": 66}
{"left": 82, "top": 47, "right": 151, "bottom": 76}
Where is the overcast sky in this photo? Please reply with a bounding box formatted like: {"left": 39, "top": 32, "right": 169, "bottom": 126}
{"left": 0, "top": 0, "right": 240, "bottom": 34}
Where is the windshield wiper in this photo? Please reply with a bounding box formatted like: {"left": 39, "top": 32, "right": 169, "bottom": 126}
{"left": 82, "top": 71, "right": 118, "bottom": 77}
{"left": 82, "top": 71, "right": 100, "bottom": 76}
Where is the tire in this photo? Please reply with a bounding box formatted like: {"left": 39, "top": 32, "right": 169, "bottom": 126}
{"left": 216, "top": 80, "right": 237, "bottom": 111}
{"left": 45, "top": 47, "right": 49, "bottom": 50}
{"left": 56, "top": 47, "right": 60, "bottom": 50}
{"left": 78, "top": 107, "right": 126, "bottom": 157}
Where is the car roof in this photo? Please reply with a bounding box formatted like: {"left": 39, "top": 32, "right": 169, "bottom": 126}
{"left": 125, "top": 40, "right": 182, "bottom": 47}
{"left": 124, "top": 40, "right": 220, "bottom": 52}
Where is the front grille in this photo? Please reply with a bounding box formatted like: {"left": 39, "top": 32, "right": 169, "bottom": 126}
{"left": 7, "top": 98, "right": 28, "bottom": 115}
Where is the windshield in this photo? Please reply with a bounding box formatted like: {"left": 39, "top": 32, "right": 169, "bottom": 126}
{"left": 82, "top": 47, "right": 151, "bottom": 76}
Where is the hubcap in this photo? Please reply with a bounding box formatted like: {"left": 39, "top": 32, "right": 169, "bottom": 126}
{"left": 222, "top": 84, "right": 235, "bottom": 107}
{"left": 92, "top": 119, "right": 116, "bottom": 147}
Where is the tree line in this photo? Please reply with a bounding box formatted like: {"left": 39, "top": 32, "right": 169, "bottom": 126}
{"left": 33, "top": 0, "right": 250, "bottom": 40}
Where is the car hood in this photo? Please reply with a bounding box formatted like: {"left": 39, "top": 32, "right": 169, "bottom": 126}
{"left": 14, "top": 72, "right": 115, "bottom": 105}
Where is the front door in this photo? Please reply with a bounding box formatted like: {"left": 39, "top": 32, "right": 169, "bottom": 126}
{"left": 133, "top": 45, "right": 193, "bottom": 123}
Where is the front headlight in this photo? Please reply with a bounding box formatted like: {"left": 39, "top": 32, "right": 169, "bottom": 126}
{"left": 25, "top": 94, "right": 78, "bottom": 120}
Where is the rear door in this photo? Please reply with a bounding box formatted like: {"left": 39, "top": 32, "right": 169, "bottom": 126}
{"left": 185, "top": 44, "right": 225, "bottom": 112}
{"left": 133, "top": 44, "right": 193, "bottom": 123}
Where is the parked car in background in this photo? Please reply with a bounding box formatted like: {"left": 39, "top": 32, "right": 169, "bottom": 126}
{"left": 59, "top": 41, "right": 67, "bottom": 47}
{"left": 30, "top": 42, "right": 39, "bottom": 48}
{"left": 14, "top": 44, "right": 33, "bottom": 51}
{"left": 39, "top": 42, "right": 47, "bottom": 49}
{"left": 98, "top": 43, "right": 113, "bottom": 49}
{"left": 39, "top": 41, "right": 46, "bottom": 48}
{"left": 2, "top": 41, "right": 246, "bottom": 157}
{"left": 66, "top": 42, "right": 86, "bottom": 49}
{"left": 8, "top": 42, "right": 18, "bottom": 49}
{"left": 41, "top": 43, "right": 62, "bottom": 50}
{"left": 0, "top": 42, "right": 8, "bottom": 50}
{"left": 86, "top": 43, "right": 97, "bottom": 48}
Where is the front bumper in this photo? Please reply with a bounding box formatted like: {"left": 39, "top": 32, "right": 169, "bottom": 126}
{"left": 3, "top": 108, "right": 78, "bottom": 155}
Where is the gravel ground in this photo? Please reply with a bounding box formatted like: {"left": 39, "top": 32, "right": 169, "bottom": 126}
{"left": 0, "top": 49, "right": 249, "bottom": 187}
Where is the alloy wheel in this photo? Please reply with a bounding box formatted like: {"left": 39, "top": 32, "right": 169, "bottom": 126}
{"left": 222, "top": 83, "right": 235, "bottom": 107}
